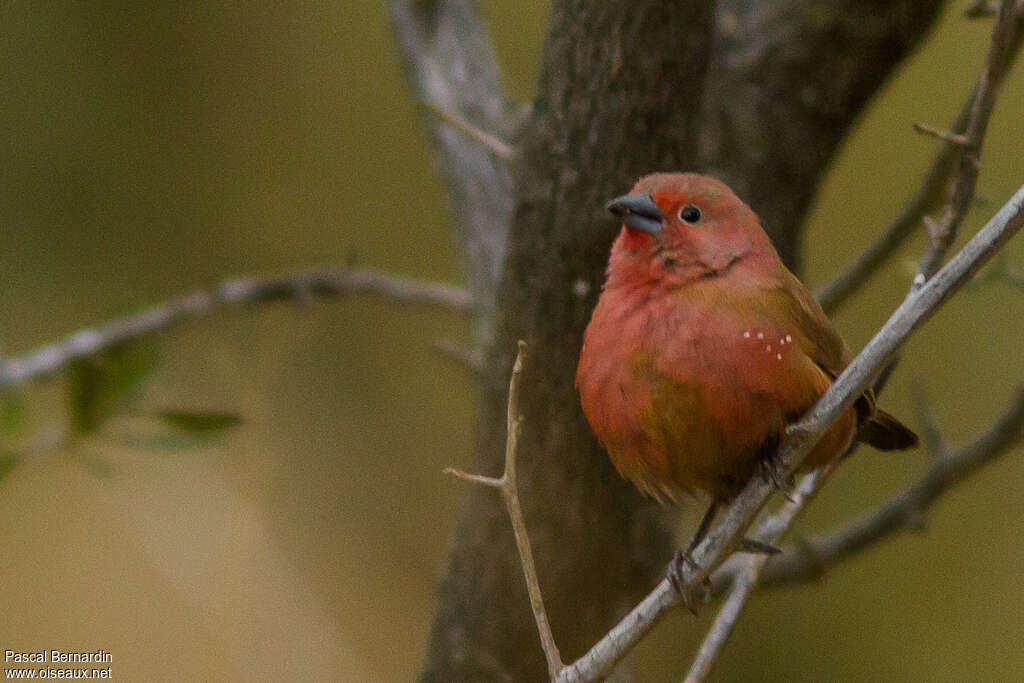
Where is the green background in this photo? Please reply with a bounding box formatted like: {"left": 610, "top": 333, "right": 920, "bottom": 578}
{"left": 1, "top": 2, "right": 1021, "bottom": 680}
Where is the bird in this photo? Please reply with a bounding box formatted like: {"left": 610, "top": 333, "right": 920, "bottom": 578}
{"left": 575, "top": 173, "right": 917, "bottom": 553}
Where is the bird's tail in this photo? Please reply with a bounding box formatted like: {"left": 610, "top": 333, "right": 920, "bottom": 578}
{"left": 859, "top": 409, "right": 919, "bottom": 451}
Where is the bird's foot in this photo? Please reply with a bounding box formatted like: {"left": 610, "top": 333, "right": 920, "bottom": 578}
{"left": 739, "top": 537, "right": 782, "bottom": 555}
{"left": 760, "top": 457, "right": 795, "bottom": 502}
{"left": 667, "top": 550, "right": 710, "bottom": 614}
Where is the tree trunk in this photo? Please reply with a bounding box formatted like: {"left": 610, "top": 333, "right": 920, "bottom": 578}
{"left": 420, "top": 1, "right": 944, "bottom": 680}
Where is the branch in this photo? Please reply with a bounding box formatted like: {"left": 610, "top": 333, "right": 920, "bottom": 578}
{"left": 388, "top": 0, "right": 520, "bottom": 341}
{"left": 684, "top": 464, "right": 836, "bottom": 683}
{"left": 445, "top": 341, "right": 565, "bottom": 680}
{"left": 556, "top": 185, "right": 1024, "bottom": 682}
{"left": 815, "top": 2, "right": 1023, "bottom": 313}
{"left": 749, "top": 385, "right": 1024, "bottom": 588}
{"left": 915, "top": 0, "right": 1024, "bottom": 285}
{"left": 813, "top": 119, "right": 961, "bottom": 313}
{"left": 0, "top": 268, "right": 471, "bottom": 388}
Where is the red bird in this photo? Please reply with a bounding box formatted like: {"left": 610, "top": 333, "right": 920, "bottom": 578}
{"left": 576, "top": 173, "right": 916, "bottom": 544}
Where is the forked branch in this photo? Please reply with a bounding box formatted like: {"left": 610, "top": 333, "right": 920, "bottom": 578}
{"left": 445, "top": 341, "right": 564, "bottom": 679}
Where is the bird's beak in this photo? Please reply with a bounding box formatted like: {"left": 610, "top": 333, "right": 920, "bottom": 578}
{"left": 606, "top": 193, "right": 664, "bottom": 236}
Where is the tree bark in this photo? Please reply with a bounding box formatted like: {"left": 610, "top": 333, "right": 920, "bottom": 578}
{"left": 698, "top": 1, "right": 947, "bottom": 270}
{"left": 420, "top": 1, "right": 944, "bottom": 680}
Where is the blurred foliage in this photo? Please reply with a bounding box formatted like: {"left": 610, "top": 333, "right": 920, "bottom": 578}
{"left": 66, "top": 341, "right": 159, "bottom": 435}
{"left": 154, "top": 409, "right": 243, "bottom": 435}
{"left": 61, "top": 341, "right": 242, "bottom": 455}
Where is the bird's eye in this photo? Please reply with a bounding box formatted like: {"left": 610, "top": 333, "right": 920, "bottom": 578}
{"left": 679, "top": 204, "right": 702, "bottom": 223}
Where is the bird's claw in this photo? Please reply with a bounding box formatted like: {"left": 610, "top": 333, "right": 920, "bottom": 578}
{"left": 760, "top": 457, "right": 795, "bottom": 502}
{"left": 667, "top": 550, "right": 710, "bottom": 614}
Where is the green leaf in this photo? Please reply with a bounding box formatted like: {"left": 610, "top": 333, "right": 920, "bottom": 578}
{"left": 0, "top": 452, "right": 18, "bottom": 482}
{"left": 67, "top": 341, "right": 158, "bottom": 435}
{"left": 155, "top": 410, "right": 243, "bottom": 435}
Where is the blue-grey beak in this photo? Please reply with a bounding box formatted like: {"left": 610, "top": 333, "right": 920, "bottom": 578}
{"left": 606, "top": 193, "right": 664, "bottom": 236}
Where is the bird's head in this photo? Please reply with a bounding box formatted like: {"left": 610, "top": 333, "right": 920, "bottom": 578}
{"left": 605, "top": 173, "right": 778, "bottom": 286}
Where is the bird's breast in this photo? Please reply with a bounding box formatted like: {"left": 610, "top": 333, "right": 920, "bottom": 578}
{"left": 577, "top": 280, "right": 822, "bottom": 500}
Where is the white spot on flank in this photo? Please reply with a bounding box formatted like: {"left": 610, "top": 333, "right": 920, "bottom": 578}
{"left": 785, "top": 334, "right": 792, "bottom": 343}
{"left": 756, "top": 332, "right": 764, "bottom": 340}
{"left": 766, "top": 344, "right": 772, "bottom": 352}
{"left": 743, "top": 331, "right": 751, "bottom": 338}
{"left": 777, "top": 353, "right": 783, "bottom": 360}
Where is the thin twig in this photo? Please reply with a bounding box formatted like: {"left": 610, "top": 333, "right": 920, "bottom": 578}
{"left": 684, "top": 464, "right": 835, "bottom": 682}
{"left": 445, "top": 341, "right": 564, "bottom": 679}
{"left": 419, "top": 101, "right": 517, "bottom": 161}
{"left": 914, "top": 0, "right": 1023, "bottom": 285}
{"left": 912, "top": 121, "right": 969, "bottom": 146}
{"left": 555, "top": 185, "right": 1024, "bottom": 683}
{"left": 0, "top": 268, "right": 471, "bottom": 388}
{"left": 815, "top": 3, "right": 1022, "bottom": 313}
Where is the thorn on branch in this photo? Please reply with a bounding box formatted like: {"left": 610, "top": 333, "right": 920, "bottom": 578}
{"left": 913, "top": 121, "right": 969, "bottom": 146}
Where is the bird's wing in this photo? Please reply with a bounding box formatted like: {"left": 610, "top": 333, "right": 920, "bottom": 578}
{"left": 764, "top": 269, "right": 918, "bottom": 450}
{"left": 768, "top": 268, "right": 878, "bottom": 420}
